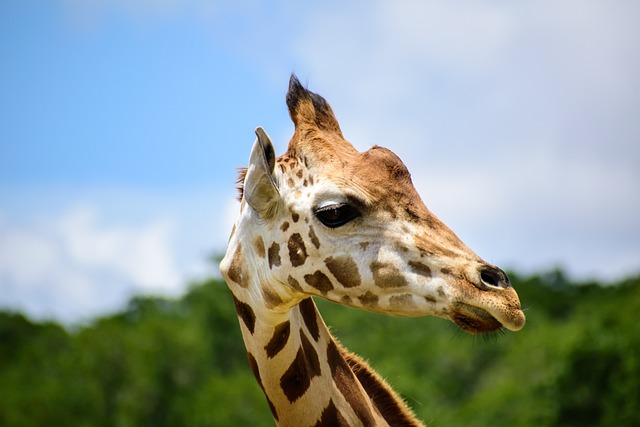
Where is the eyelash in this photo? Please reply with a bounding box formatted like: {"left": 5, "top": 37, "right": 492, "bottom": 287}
{"left": 314, "top": 203, "right": 361, "bottom": 228}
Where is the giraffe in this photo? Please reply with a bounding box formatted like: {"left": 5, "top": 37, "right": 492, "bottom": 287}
{"left": 219, "top": 75, "right": 525, "bottom": 426}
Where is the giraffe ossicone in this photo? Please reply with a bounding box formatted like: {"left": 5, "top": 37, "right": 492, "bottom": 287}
{"left": 220, "top": 75, "right": 525, "bottom": 426}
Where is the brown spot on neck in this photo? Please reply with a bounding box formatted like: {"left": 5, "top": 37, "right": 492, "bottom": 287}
{"left": 233, "top": 296, "right": 256, "bottom": 334}
{"left": 265, "top": 321, "right": 291, "bottom": 358}
{"left": 279, "top": 331, "right": 322, "bottom": 403}
{"left": 247, "top": 352, "right": 279, "bottom": 421}
{"left": 314, "top": 400, "right": 349, "bottom": 427}
{"left": 298, "top": 298, "right": 320, "bottom": 341}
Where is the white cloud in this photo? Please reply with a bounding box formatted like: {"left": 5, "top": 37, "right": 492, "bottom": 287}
{"left": 0, "top": 184, "right": 239, "bottom": 322}
{"left": 0, "top": 205, "right": 182, "bottom": 321}
{"left": 58, "top": 205, "right": 180, "bottom": 292}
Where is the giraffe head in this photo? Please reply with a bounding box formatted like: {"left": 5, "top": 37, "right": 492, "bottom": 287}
{"left": 222, "top": 75, "right": 525, "bottom": 334}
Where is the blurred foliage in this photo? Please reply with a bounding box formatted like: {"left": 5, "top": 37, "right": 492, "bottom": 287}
{"left": 0, "top": 270, "right": 639, "bottom": 426}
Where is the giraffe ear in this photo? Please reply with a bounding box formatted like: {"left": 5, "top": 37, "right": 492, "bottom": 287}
{"left": 244, "top": 127, "right": 280, "bottom": 219}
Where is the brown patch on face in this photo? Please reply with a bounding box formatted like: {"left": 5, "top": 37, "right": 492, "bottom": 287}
{"left": 308, "top": 226, "right": 320, "bottom": 249}
{"left": 287, "top": 276, "right": 304, "bottom": 293}
{"left": 226, "top": 244, "right": 250, "bottom": 288}
{"left": 389, "top": 294, "right": 415, "bottom": 308}
{"left": 314, "top": 400, "right": 349, "bottom": 427}
{"left": 299, "top": 298, "right": 320, "bottom": 341}
{"left": 308, "top": 175, "right": 314, "bottom": 186}
{"left": 370, "top": 261, "right": 408, "bottom": 288}
{"left": 287, "top": 177, "right": 295, "bottom": 188}
{"left": 296, "top": 169, "right": 303, "bottom": 179}
{"left": 233, "top": 296, "right": 256, "bottom": 334}
{"left": 437, "top": 286, "right": 446, "bottom": 297}
{"left": 292, "top": 212, "right": 300, "bottom": 223}
{"left": 268, "top": 242, "right": 281, "bottom": 269}
{"left": 280, "top": 221, "right": 290, "bottom": 232}
{"left": 326, "top": 341, "right": 377, "bottom": 425}
{"left": 304, "top": 271, "right": 334, "bottom": 294}
{"left": 262, "top": 285, "right": 284, "bottom": 307}
{"left": 358, "top": 291, "right": 379, "bottom": 307}
{"left": 279, "top": 331, "right": 322, "bottom": 403}
{"left": 341, "top": 295, "right": 352, "bottom": 305}
{"left": 408, "top": 260, "right": 432, "bottom": 277}
{"left": 265, "top": 321, "right": 291, "bottom": 359}
{"left": 425, "top": 295, "right": 437, "bottom": 303}
{"left": 288, "top": 233, "right": 308, "bottom": 267}
{"left": 253, "top": 236, "right": 266, "bottom": 258}
{"left": 294, "top": 190, "right": 302, "bottom": 199}
{"left": 325, "top": 256, "right": 361, "bottom": 288}
{"left": 359, "top": 242, "right": 370, "bottom": 250}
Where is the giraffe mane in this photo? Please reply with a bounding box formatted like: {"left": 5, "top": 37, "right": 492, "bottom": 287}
{"left": 235, "top": 167, "right": 248, "bottom": 201}
{"left": 336, "top": 338, "right": 423, "bottom": 426}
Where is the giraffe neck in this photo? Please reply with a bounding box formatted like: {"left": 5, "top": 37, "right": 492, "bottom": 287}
{"left": 231, "top": 288, "right": 423, "bottom": 426}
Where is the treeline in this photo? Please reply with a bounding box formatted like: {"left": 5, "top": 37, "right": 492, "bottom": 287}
{"left": 1, "top": 270, "right": 638, "bottom": 426}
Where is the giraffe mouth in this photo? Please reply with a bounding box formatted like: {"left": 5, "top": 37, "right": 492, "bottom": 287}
{"left": 450, "top": 304, "right": 504, "bottom": 334}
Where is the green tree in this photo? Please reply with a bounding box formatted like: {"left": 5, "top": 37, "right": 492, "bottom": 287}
{"left": 0, "top": 271, "right": 638, "bottom": 426}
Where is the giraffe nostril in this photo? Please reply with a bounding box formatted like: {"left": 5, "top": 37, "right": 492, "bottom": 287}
{"left": 479, "top": 266, "right": 511, "bottom": 290}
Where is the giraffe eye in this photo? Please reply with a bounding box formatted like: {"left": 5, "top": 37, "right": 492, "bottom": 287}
{"left": 315, "top": 203, "right": 361, "bottom": 228}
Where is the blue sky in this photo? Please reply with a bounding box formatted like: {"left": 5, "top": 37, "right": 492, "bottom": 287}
{"left": 1, "top": 0, "right": 639, "bottom": 322}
